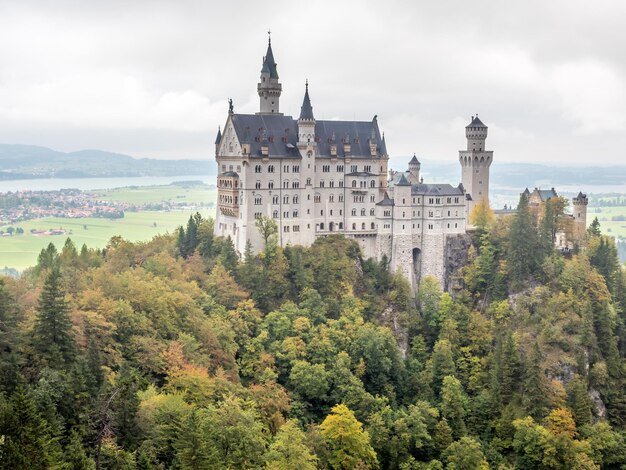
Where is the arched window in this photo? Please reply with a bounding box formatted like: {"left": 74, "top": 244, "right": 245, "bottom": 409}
{"left": 352, "top": 223, "right": 356, "bottom": 230}
{"left": 361, "top": 223, "right": 366, "bottom": 229}
{"left": 352, "top": 180, "right": 357, "bottom": 188}
{"left": 370, "top": 180, "right": 375, "bottom": 188}
{"left": 268, "top": 165, "right": 275, "bottom": 173}
{"left": 370, "top": 209, "right": 375, "bottom": 216}
{"left": 361, "top": 209, "right": 366, "bottom": 216}
{"left": 319, "top": 223, "right": 324, "bottom": 230}
{"left": 339, "top": 222, "right": 343, "bottom": 229}
{"left": 273, "top": 210, "right": 278, "bottom": 218}
{"left": 351, "top": 208, "right": 357, "bottom": 216}
{"left": 255, "top": 181, "right": 261, "bottom": 189}
{"left": 306, "top": 177, "right": 311, "bottom": 185}
{"left": 371, "top": 222, "right": 375, "bottom": 229}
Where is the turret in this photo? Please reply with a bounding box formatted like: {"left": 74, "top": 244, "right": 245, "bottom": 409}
{"left": 572, "top": 192, "right": 588, "bottom": 242}
{"left": 214, "top": 126, "right": 221, "bottom": 156}
{"left": 408, "top": 154, "right": 420, "bottom": 184}
{"left": 257, "top": 35, "right": 282, "bottom": 114}
{"left": 459, "top": 115, "right": 493, "bottom": 213}
{"left": 297, "top": 81, "right": 316, "bottom": 144}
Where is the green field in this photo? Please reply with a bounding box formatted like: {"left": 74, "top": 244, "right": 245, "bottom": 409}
{"left": 588, "top": 206, "right": 626, "bottom": 238}
{"left": 0, "top": 210, "right": 212, "bottom": 270}
{"left": 91, "top": 183, "right": 216, "bottom": 205}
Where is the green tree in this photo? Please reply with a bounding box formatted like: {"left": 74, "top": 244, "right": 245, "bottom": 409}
{"left": 265, "top": 420, "right": 317, "bottom": 470}
{"left": 440, "top": 376, "right": 468, "bottom": 439}
{"left": 33, "top": 265, "right": 76, "bottom": 366}
{"left": 523, "top": 342, "right": 550, "bottom": 420}
{"left": 507, "top": 193, "right": 540, "bottom": 289}
{"left": 443, "top": 436, "right": 489, "bottom": 470}
{"left": 319, "top": 404, "right": 377, "bottom": 469}
{"left": 64, "top": 429, "right": 96, "bottom": 470}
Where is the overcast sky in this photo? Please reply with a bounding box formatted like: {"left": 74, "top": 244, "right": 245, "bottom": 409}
{"left": 0, "top": 0, "right": 625, "bottom": 168}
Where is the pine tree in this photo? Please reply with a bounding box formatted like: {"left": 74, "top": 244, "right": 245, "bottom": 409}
{"left": 63, "top": 429, "right": 96, "bottom": 470}
{"left": 33, "top": 265, "right": 75, "bottom": 366}
{"left": 0, "top": 278, "right": 20, "bottom": 392}
{"left": 507, "top": 193, "right": 540, "bottom": 289}
{"left": 112, "top": 363, "right": 142, "bottom": 450}
{"left": 523, "top": 342, "right": 549, "bottom": 420}
{"left": 0, "top": 384, "right": 56, "bottom": 469}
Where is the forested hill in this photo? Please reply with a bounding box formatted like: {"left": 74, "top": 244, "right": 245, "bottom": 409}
{"left": 0, "top": 144, "right": 214, "bottom": 179}
{"left": 1, "top": 201, "right": 626, "bottom": 469}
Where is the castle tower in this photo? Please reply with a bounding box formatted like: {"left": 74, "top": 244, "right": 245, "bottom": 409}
{"left": 459, "top": 115, "right": 493, "bottom": 213}
{"left": 572, "top": 192, "right": 588, "bottom": 243}
{"left": 297, "top": 81, "right": 315, "bottom": 143}
{"left": 408, "top": 154, "right": 420, "bottom": 184}
{"left": 257, "top": 36, "right": 282, "bottom": 114}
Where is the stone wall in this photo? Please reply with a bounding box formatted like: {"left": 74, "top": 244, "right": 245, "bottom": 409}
{"left": 444, "top": 233, "right": 472, "bottom": 294}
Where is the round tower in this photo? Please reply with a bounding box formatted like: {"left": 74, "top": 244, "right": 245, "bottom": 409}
{"left": 459, "top": 115, "right": 493, "bottom": 213}
{"left": 572, "top": 192, "right": 588, "bottom": 242}
{"left": 257, "top": 35, "right": 282, "bottom": 115}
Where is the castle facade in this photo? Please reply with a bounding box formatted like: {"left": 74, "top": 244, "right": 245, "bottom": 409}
{"left": 214, "top": 38, "right": 493, "bottom": 289}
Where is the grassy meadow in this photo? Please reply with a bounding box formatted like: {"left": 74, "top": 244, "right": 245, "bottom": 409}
{"left": 0, "top": 210, "right": 213, "bottom": 270}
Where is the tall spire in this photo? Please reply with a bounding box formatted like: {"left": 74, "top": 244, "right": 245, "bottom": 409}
{"left": 257, "top": 33, "right": 282, "bottom": 114}
{"left": 299, "top": 80, "right": 315, "bottom": 121}
{"left": 379, "top": 132, "right": 388, "bottom": 156}
{"left": 261, "top": 34, "right": 279, "bottom": 79}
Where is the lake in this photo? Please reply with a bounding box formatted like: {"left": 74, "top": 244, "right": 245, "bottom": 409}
{"left": 0, "top": 175, "right": 216, "bottom": 192}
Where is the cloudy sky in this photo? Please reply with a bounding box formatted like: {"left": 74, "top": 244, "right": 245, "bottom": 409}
{"left": 0, "top": 0, "right": 625, "bottom": 168}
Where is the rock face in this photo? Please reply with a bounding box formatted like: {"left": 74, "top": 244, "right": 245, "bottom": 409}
{"left": 444, "top": 233, "right": 472, "bottom": 294}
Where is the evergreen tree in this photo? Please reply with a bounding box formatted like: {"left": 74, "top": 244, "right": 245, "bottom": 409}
{"left": 0, "top": 384, "right": 58, "bottom": 469}
{"left": 33, "top": 265, "right": 75, "bottom": 366}
{"left": 507, "top": 193, "right": 540, "bottom": 289}
{"left": 588, "top": 217, "right": 601, "bottom": 236}
{"left": 64, "top": 429, "right": 96, "bottom": 470}
{"left": 0, "top": 278, "right": 20, "bottom": 392}
{"left": 523, "top": 343, "right": 549, "bottom": 420}
{"left": 112, "top": 363, "right": 142, "bottom": 450}
{"left": 440, "top": 376, "right": 468, "bottom": 439}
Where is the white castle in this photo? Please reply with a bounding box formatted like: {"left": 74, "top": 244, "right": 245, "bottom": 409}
{"left": 214, "top": 38, "right": 493, "bottom": 290}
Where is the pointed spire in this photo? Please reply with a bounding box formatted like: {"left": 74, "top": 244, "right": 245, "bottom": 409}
{"left": 299, "top": 80, "right": 315, "bottom": 121}
{"left": 409, "top": 153, "right": 419, "bottom": 165}
{"left": 261, "top": 34, "right": 279, "bottom": 79}
{"left": 379, "top": 132, "right": 388, "bottom": 156}
{"left": 214, "top": 126, "right": 222, "bottom": 144}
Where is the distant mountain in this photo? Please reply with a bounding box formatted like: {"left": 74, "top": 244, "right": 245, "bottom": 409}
{"left": 0, "top": 144, "right": 215, "bottom": 180}
{"left": 414, "top": 158, "right": 626, "bottom": 189}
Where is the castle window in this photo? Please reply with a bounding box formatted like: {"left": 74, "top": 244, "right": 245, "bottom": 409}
{"left": 447, "top": 197, "right": 451, "bottom": 203}
{"left": 330, "top": 210, "right": 333, "bottom": 216}
{"left": 447, "top": 223, "right": 450, "bottom": 228}
{"left": 255, "top": 165, "right": 262, "bottom": 173}
{"left": 448, "top": 211, "right": 450, "bottom": 216}
{"left": 455, "top": 223, "right": 458, "bottom": 228}
{"left": 329, "top": 180, "right": 335, "bottom": 188}
{"left": 283, "top": 165, "right": 290, "bottom": 173}
{"left": 255, "top": 181, "right": 261, "bottom": 189}
{"left": 339, "top": 181, "right": 344, "bottom": 188}
{"left": 306, "top": 177, "right": 311, "bottom": 185}
{"left": 268, "top": 165, "right": 275, "bottom": 173}
{"left": 403, "top": 212, "right": 405, "bottom": 217}
{"left": 413, "top": 198, "right": 415, "bottom": 204}
{"left": 352, "top": 223, "right": 356, "bottom": 230}
{"left": 323, "top": 165, "right": 330, "bottom": 172}
{"left": 292, "top": 181, "right": 299, "bottom": 188}
{"left": 455, "top": 197, "right": 459, "bottom": 203}
{"left": 339, "top": 222, "right": 343, "bottom": 229}
{"left": 329, "top": 195, "right": 334, "bottom": 202}
{"left": 337, "top": 165, "right": 344, "bottom": 172}
{"left": 273, "top": 210, "right": 278, "bottom": 218}
{"left": 339, "top": 194, "right": 344, "bottom": 202}
{"left": 436, "top": 198, "right": 440, "bottom": 204}
{"left": 254, "top": 197, "right": 262, "bottom": 205}
{"left": 283, "top": 181, "right": 289, "bottom": 189}
{"left": 339, "top": 210, "right": 343, "bottom": 215}
{"left": 292, "top": 165, "right": 300, "bottom": 172}
{"left": 319, "top": 223, "right": 324, "bottom": 230}
{"left": 370, "top": 180, "right": 376, "bottom": 188}
{"left": 283, "top": 211, "right": 289, "bottom": 218}
{"left": 362, "top": 223, "right": 366, "bottom": 229}
{"left": 283, "top": 195, "right": 289, "bottom": 203}
{"left": 314, "top": 195, "right": 320, "bottom": 203}
{"left": 283, "top": 226, "right": 289, "bottom": 233}
{"left": 364, "top": 165, "right": 371, "bottom": 172}
{"left": 352, "top": 181, "right": 357, "bottom": 188}
{"left": 402, "top": 225, "right": 405, "bottom": 230}
{"left": 273, "top": 195, "right": 279, "bottom": 204}
{"left": 293, "top": 196, "right": 299, "bottom": 204}
{"left": 351, "top": 165, "right": 357, "bottom": 172}
{"left": 384, "top": 210, "right": 391, "bottom": 217}
{"left": 254, "top": 212, "right": 262, "bottom": 219}
{"left": 370, "top": 195, "right": 375, "bottom": 202}
{"left": 352, "top": 209, "right": 357, "bottom": 216}
{"left": 360, "top": 181, "right": 366, "bottom": 188}
{"left": 371, "top": 222, "right": 375, "bottom": 229}
{"left": 320, "top": 181, "right": 325, "bottom": 188}
{"left": 268, "top": 181, "right": 274, "bottom": 189}
{"left": 293, "top": 210, "right": 299, "bottom": 218}
{"left": 293, "top": 225, "right": 300, "bottom": 232}
{"left": 361, "top": 209, "right": 366, "bottom": 216}
{"left": 429, "top": 198, "right": 434, "bottom": 204}
{"left": 370, "top": 209, "right": 375, "bottom": 216}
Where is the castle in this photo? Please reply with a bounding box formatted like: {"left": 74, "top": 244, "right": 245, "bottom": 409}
{"left": 214, "top": 37, "right": 495, "bottom": 290}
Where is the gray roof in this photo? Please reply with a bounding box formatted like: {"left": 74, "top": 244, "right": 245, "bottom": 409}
{"left": 535, "top": 188, "right": 558, "bottom": 202}
{"left": 466, "top": 116, "right": 487, "bottom": 128}
{"left": 299, "top": 83, "right": 315, "bottom": 121}
{"left": 220, "top": 171, "right": 239, "bottom": 177}
{"left": 228, "top": 113, "right": 385, "bottom": 159}
{"left": 346, "top": 171, "right": 377, "bottom": 177}
{"left": 379, "top": 133, "right": 387, "bottom": 156}
{"left": 261, "top": 40, "right": 279, "bottom": 79}
{"left": 215, "top": 126, "right": 222, "bottom": 145}
{"left": 376, "top": 191, "right": 394, "bottom": 206}
{"left": 396, "top": 173, "right": 411, "bottom": 186}
{"left": 575, "top": 191, "right": 587, "bottom": 199}
{"left": 230, "top": 114, "right": 300, "bottom": 158}
{"left": 409, "top": 155, "right": 420, "bottom": 165}
{"left": 411, "top": 183, "right": 465, "bottom": 196}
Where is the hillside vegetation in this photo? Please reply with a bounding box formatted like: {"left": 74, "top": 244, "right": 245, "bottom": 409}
{"left": 1, "top": 195, "right": 626, "bottom": 469}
